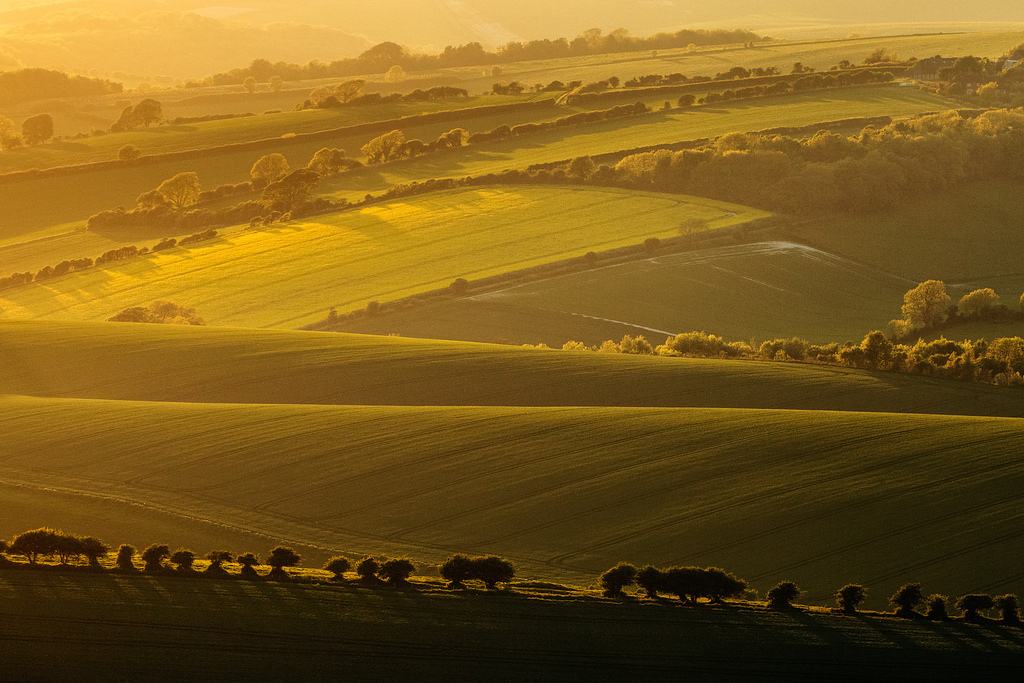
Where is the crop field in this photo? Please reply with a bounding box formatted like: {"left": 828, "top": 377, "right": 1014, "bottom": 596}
{"left": 0, "top": 84, "right": 949, "bottom": 245}
{"left": 4, "top": 320, "right": 1023, "bottom": 417}
{"left": 0, "top": 186, "right": 765, "bottom": 328}
{"left": 3, "top": 571, "right": 1021, "bottom": 681}
{"left": 337, "top": 240, "right": 917, "bottom": 345}
{"left": 3, "top": 392, "right": 1024, "bottom": 612}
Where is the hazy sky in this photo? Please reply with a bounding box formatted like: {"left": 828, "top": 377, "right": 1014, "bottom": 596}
{"left": 0, "top": 0, "right": 1022, "bottom": 78}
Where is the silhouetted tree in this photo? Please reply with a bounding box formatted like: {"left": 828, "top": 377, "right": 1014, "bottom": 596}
{"left": 890, "top": 583, "right": 925, "bottom": 618}
{"left": 956, "top": 594, "right": 994, "bottom": 622}
{"left": 836, "top": 584, "right": 866, "bottom": 613}
{"left": 237, "top": 553, "right": 260, "bottom": 579}
{"left": 170, "top": 549, "right": 196, "bottom": 573}
{"left": 767, "top": 581, "right": 800, "bottom": 610}
{"left": 22, "top": 113, "right": 53, "bottom": 144}
{"left": 600, "top": 563, "right": 638, "bottom": 598}
{"left": 356, "top": 556, "right": 380, "bottom": 584}
{"left": 441, "top": 554, "right": 474, "bottom": 589}
{"left": 79, "top": 537, "right": 110, "bottom": 568}
{"left": 472, "top": 556, "right": 514, "bottom": 589}
{"left": 995, "top": 594, "right": 1021, "bottom": 625}
{"left": 324, "top": 556, "right": 351, "bottom": 581}
{"left": 204, "top": 551, "right": 233, "bottom": 575}
{"left": 267, "top": 546, "right": 301, "bottom": 580}
{"left": 378, "top": 558, "right": 416, "bottom": 585}
{"left": 636, "top": 566, "right": 664, "bottom": 598}
{"left": 52, "top": 533, "right": 85, "bottom": 564}
{"left": 115, "top": 544, "right": 137, "bottom": 570}
{"left": 134, "top": 99, "right": 163, "bottom": 127}
{"left": 10, "top": 528, "right": 59, "bottom": 564}
{"left": 141, "top": 544, "right": 171, "bottom": 572}
{"left": 925, "top": 594, "right": 950, "bottom": 621}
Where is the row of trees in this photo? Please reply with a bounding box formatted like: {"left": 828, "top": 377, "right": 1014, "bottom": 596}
{"left": 299, "top": 82, "right": 469, "bottom": 110}
{"left": 596, "top": 563, "right": 1022, "bottom": 624}
{"left": 0, "top": 67, "right": 121, "bottom": 106}
{"left": 0, "top": 528, "right": 515, "bottom": 591}
{"left": 200, "top": 28, "right": 768, "bottom": 88}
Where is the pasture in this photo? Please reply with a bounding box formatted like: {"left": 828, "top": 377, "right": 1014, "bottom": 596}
{"left": 2, "top": 571, "right": 1021, "bottom": 681}
{"left": 0, "top": 186, "right": 765, "bottom": 328}
{"left": 0, "top": 84, "right": 949, "bottom": 245}
{"left": 2, "top": 393, "right": 1024, "bottom": 611}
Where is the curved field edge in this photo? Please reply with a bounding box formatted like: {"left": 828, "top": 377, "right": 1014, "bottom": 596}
{"left": 2, "top": 394, "right": 1023, "bottom": 610}
{"left": 2, "top": 320, "right": 1023, "bottom": 416}
{"left": 1, "top": 571, "right": 1022, "bottom": 682}
{"left": 0, "top": 186, "right": 767, "bottom": 328}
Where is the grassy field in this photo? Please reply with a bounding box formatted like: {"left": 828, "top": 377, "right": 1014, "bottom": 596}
{"left": 0, "top": 186, "right": 765, "bottom": 328}
{"left": 3, "top": 393, "right": 1024, "bottom": 611}
{"left": 335, "top": 240, "right": 915, "bottom": 345}
{"left": 0, "top": 84, "right": 950, "bottom": 246}
{"left": 4, "top": 320, "right": 1022, "bottom": 416}
{"left": 3, "top": 570, "right": 1021, "bottom": 681}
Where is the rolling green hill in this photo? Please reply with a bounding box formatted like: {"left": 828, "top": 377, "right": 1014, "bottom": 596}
{"left": 0, "top": 186, "right": 765, "bottom": 328}
{"left": 3, "top": 320, "right": 1022, "bottom": 416}
{"left": 2, "top": 393, "right": 1024, "bottom": 611}
{"left": 1, "top": 569, "right": 1021, "bottom": 682}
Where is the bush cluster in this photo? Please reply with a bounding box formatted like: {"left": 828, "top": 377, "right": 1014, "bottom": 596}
{"left": 439, "top": 554, "right": 515, "bottom": 589}
{"left": 107, "top": 300, "right": 205, "bottom": 326}
{"left": 606, "top": 564, "right": 748, "bottom": 603}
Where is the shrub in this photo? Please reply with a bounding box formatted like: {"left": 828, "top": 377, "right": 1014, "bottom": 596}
{"left": 377, "top": 558, "right": 416, "bottom": 585}
{"left": 266, "top": 546, "right": 301, "bottom": 580}
{"left": 79, "top": 537, "right": 110, "bottom": 568}
{"left": 170, "top": 549, "right": 196, "bottom": 573}
{"left": 324, "top": 556, "right": 351, "bottom": 580}
{"left": 995, "top": 594, "right": 1020, "bottom": 624}
{"left": 237, "top": 553, "right": 260, "bottom": 579}
{"left": 925, "top": 594, "right": 949, "bottom": 621}
{"left": 600, "top": 563, "right": 638, "bottom": 598}
{"left": 956, "top": 594, "right": 994, "bottom": 621}
{"left": 836, "top": 584, "right": 866, "bottom": 613}
{"left": 449, "top": 278, "right": 470, "bottom": 295}
{"left": 115, "top": 544, "right": 137, "bottom": 570}
{"left": 643, "top": 237, "right": 661, "bottom": 253}
{"left": 152, "top": 237, "right": 177, "bottom": 251}
{"left": 356, "top": 556, "right": 380, "bottom": 583}
{"left": 440, "top": 554, "right": 474, "bottom": 589}
{"left": 141, "top": 544, "right": 171, "bottom": 572}
{"left": 890, "top": 583, "right": 924, "bottom": 618}
{"left": 117, "top": 144, "right": 141, "bottom": 161}
{"left": 767, "top": 581, "right": 800, "bottom": 610}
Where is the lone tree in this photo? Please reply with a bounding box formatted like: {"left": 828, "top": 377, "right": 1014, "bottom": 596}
{"left": 266, "top": 546, "right": 301, "bottom": 580}
{"left": 140, "top": 544, "right": 171, "bottom": 572}
{"left": 636, "top": 566, "right": 664, "bottom": 599}
{"left": 115, "top": 544, "right": 137, "bottom": 570}
{"left": 361, "top": 129, "right": 406, "bottom": 164}
{"left": 600, "top": 563, "right": 638, "bottom": 598}
{"left": 836, "top": 584, "right": 867, "bottom": 614}
{"left": 237, "top": 553, "right": 260, "bottom": 579}
{"left": 22, "top": 113, "right": 54, "bottom": 144}
{"left": 440, "top": 554, "right": 474, "bottom": 589}
{"left": 767, "top": 581, "right": 800, "bottom": 610}
{"left": 204, "top": 550, "right": 233, "bottom": 575}
{"left": 956, "top": 594, "right": 994, "bottom": 622}
{"left": 157, "top": 172, "right": 201, "bottom": 210}
{"left": 356, "top": 556, "right": 380, "bottom": 584}
{"left": 10, "top": 528, "right": 59, "bottom": 564}
{"left": 890, "top": 583, "right": 925, "bottom": 618}
{"left": 250, "top": 153, "right": 290, "bottom": 189}
{"left": 377, "top": 558, "right": 416, "bottom": 586}
{"left": 901, "top": 280, "right": 951, "bottom": 328}
{"left": 324, "top": 556, "right": 351, "bottom": 581}
{"left": 472, "top": 556, "right": 514, "bottom": 590}
{"left": 995, "top": 594, "right": 1021, "bottom": 624}
{"left": 80, "top": 537, "right": 110, "bottom": 568}
{"left": 170, "top": 549, "right": 196, "bottom": 573}
{"left": 925, "top": 594, "right": 950, "bottom": 621}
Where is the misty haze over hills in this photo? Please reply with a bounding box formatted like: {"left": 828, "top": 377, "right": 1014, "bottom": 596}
{"left": 0, "top": 1, "right": 1023, "bottom": 81}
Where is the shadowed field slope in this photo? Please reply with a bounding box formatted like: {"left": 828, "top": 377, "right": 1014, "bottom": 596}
{"left": 1, "top": 571, "right": 1022, "bottom": 682}
{"left": 2, "top": 320, "right": 1022, "bottom": 416}
{"left": 3, "top": 393, "right": 1024, "bottom": 609}
{"left": 0, "top": 187, "right": 764, "bottom": 328}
